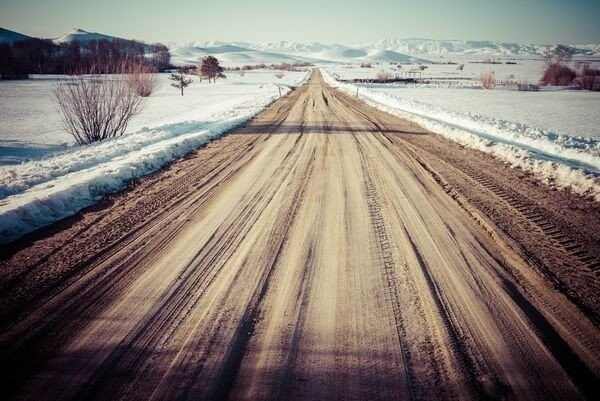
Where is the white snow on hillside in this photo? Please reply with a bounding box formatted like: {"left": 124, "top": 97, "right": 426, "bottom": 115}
{"left": 242, "top": 39, "right": 600, "bottom": 59}
{"left": 4, "top": 26, "right": 600, "bottom": 60}
{"left": 367, "top": 38, "right": 600, "bottom": 58}
{"left": 170, "top": 43, "right": 315, "bottom": 67}
{"left": 0, "top": 70, "right": 309, "bottom": 243}
{"left": 170, "top": 41, "right": 430, "bottom": 67}
{"left": 53, "top": 28, "right": 121, "bottom": 44}
{"left": 322, "top": 69, "right": 600, "bottom": 200}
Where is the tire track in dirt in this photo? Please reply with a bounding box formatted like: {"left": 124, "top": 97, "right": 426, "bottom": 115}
{"left": 2, "top": 70, "right": 600, "bottom": 401}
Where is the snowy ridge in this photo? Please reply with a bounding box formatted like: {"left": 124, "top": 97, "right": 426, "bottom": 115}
{"left": 321, "top": 69, "right": 600, "bottom": 200}
{"left": 170, "top": 44, "right": 311, "bottom": 67}
{"left": 0, "top": 27, "right": 33, "bottom": 44}
{"left": 244, "top": 38, "right": 600, "bottom": 58}
{"left": 0, "top": 71, "right": 310, "bottom": 244}
{"left": 368, "top": 38, "right": 600, "bottom": 57}
{"left": 53, "top": 28, "right": 117, "bottom": 44}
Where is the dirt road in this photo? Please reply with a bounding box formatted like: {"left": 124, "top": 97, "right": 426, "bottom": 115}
{"left": 2, "top": 70, "right": 600, "bottom": 401}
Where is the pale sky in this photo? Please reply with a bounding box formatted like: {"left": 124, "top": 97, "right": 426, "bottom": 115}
{"left": 1, "top": 0, "right": 599, "bottom": 45}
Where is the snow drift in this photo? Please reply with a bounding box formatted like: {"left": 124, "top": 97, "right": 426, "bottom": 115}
{"left": 0, "top": 71, "right": 310, "bottom": 244}
{"left": 322, "top": 69, "right": 600, "bottom": 200}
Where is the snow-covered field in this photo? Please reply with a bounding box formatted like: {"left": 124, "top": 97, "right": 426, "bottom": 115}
{"left": 325, "top": 58, "right": 599, "bottom": 87}
{"left": 0, "top": 71, "right": 306, "bottom": 163}
{"left": 0, "top": 70, "right": 309, "bottom": 243}
{"left": 322, "top": 68, "right": 600, "bottom": 201}
{"left": 355, "top": 86, "right": 600, "bottom": 139}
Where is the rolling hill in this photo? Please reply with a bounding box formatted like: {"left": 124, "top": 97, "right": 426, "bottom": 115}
{"left": 0, "top": 27, "right": 34, "bottom": 44}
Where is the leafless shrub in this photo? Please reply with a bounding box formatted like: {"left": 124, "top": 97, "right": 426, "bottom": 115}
{"left": 480, "top": 71, "right": 496, "bottom": 89}
{"left": 360, "top": 63, "right": 372, "bottom": 68}
{"left": 518, "top": 81, "right": 540, "bottom": 91}
{"left": 239, "top": 70, "right": 245, "bottom": 77}
{"left": 376, "top": 70, "right": 392, "bottom": 80}
{"left": 54, "top": 63, "right": 144, "bottom": 145}
{"left": 457, "top": 64, "right": 464, "bottom": 71}
{"left": 124, "top": 61, "right": 156, "bottom": 97}
{"left": 274, "top": 72, "right": 285, "bottom": 79}
{"left": 573, "top": 66, "right": 600, "bottom": 91}
{"left": 540, "top": 62, "right": 576, "bottom": 86}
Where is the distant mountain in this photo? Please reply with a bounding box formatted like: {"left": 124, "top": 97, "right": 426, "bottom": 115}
{"left": 1, "top": 27, "right": 171, "bottom": 75}
{"left": 4, "top": 26, "right": 599, "bottom": 67}
{"left": 169, "top": 43, "right": 317, "bottom": 66}
{"left": 175, "top": 41, "right": 430, "bottom": 66}
{"left": 365, "top": 49, "right": 428, "bottom": 63}
{"left": 246, "top": 41, "right": 338, "bottom": 54}
{"left": 53, "top": 28, "right": 119, "bottom": 45}
{"left": 368, "top": 38, "right": 600, "bottom": 58}
{"left": 51, "top": 28, "right": 160, "bottom": 54}
{"left": 238, "top": 38, "right": 600, "bottom": 60}
{"left": 0, "top": 27, "right": 34, "bottom": 44}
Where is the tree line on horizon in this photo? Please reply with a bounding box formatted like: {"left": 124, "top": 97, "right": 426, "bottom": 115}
{"left": 0, "top": 37, "right": 171, "bottom": 78}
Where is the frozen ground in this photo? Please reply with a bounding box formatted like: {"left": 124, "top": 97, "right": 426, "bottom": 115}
{"left": 322, "top": 68, "right": 600, "bottom": 201}
{"left": 0, "top": 71, "right": 306, "bottom": 164}
{"left": 325, "top": 58, "right": 553, "bottom": 84}
{"left": 358, "top": 86, "right": 600, "bottom": 139}
{"left": 0, "top": 70, "right": 309, "bottom": 243}
{"left": 325, "top": 59, "right": 600, "bottom": 141}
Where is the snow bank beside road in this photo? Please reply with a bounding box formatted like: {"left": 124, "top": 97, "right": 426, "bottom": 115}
{"left": 0, "top": 70, "right": 309, "bottom": 244}
{"left": 322, "top": 69, "right": 600, "bottom": 201}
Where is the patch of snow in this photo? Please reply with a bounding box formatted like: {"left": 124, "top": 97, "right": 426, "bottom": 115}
{"left": 322, "top": 68, "right": 600, "bottom": 201}
{"left": 53, "top": 28, "right": 117, "bottom": 45}
{"left": 0, "top": 70, "right": 310, "bottom": 243}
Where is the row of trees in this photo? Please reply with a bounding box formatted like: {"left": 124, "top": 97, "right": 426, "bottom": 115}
{"left": 0, "top": 38, "right": 171, "bottom": 78}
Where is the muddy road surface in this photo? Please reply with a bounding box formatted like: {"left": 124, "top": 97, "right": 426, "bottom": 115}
{"left": 2, "top": 71, "right": 600, "bottom": 401}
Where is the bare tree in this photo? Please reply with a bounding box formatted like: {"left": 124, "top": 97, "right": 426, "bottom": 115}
{"left": 540, "top": 63, "right": 576, "bottom": 86}
{"left": 54, "top": 63, "right": 144, "bottom": 145}
{"left": 480, "top": 71, "right": 496, "bottom": 89}
{"left": 124, "top": 60, "right": 156, "bottom": 97}
{"left": 200, "top": 56, "right": 225, "bottom": 83}
{"left": 169, "top": 70, "right": 193, "bottom": 96}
